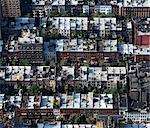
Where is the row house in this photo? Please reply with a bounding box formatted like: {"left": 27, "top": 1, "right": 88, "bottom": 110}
{"left": 0, "top": 66, "right": 55, "bottom": 81}
{"left": 57, "top": 66, "right": 126, "bottom": 88}
{"left": 57, "top": 52, "right": 119, "bottom": 63}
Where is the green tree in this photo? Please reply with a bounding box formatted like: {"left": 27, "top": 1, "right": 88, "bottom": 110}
{"left": 74, "top": 115, "right": 80, "bottom": 123}
{"left": 118, "top": 38, "right": 124, "bottom": 44}
{"left": 0, "top": 58, "right": 3, "bottom": 66}
{"left": 53, "top": 97, "right": 60, "bottom": 109}
{"left": 69, "top": 114, "right": 80, "bottom": 123}
{"left": 49, "top": 61, "right": 56, "bottom": 66}
{"left": 118, "top": 61, "right": 126, "bottom": 67}
{"left": 48, "top": 11, "right": 59, "bottom": 17}
{"left": 104, "top": 87, "right": 118, "bottom": 97}
{"left": 18, "top": 117, "right": 24, "bottom": 124}
{"left": 24, "top": 13, "right": 32, "bottom": 17}
{"left": 69, "top": 114, "right": 75, "bottom": 123}
{"left": 86, "top": 116, "right": 95, "bottom": 124}
{"left": 11, "top": 60, "right": 16, "bottom": 66}
{"left": 20, "top": 59, "right": 29, "bottom": 66}
{"left": 59, "top": 11, "right": 68, "bottom": 16}
{"left": 28, "top": 84, "right": 39, "bottom": 95}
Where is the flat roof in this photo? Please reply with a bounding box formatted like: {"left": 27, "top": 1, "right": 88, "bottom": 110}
{"left": 123, "top": 0, "right": 150, "bottom": 7}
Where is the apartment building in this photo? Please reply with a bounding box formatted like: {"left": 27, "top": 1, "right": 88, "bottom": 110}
{"left": 121, "top": 7, "right": 150, "bottom": 17}
{"left": 57, "top": 66, "right": 126, "bottom": 88}
{"left": 6, "top": 29, "right": 44, "bottom": 65}
{"left": 1, "top": 0, "right": 21, "bottom": 17}
{"left": 0, "top": 66, "right": 55, "bottom": 81}
{"left": 120, "top": 0, "right": 150, "bottom": 17}
{"left": 0, "top": 94, "right": 4, "bottom": 118}
{"left": 57, "top": 52, "right": 119, "bottom": 64}
{"left": 1, "top": 92, "right": 117, "bottom": 120}
{"left": 94, "top": 5, "right": 112, "bottom": 14}
{"left": 124, "top": 112, "right": 150, "bottom": 123}
{"left": 128, "top": 62, "right": 150, "bottom": 111}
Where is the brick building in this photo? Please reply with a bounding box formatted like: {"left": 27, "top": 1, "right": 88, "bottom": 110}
{"left": 121, "top": 7, "right": 150, "bottom": 18}
{"left": 1, "top": 0, "right": 21, "bottom": 17}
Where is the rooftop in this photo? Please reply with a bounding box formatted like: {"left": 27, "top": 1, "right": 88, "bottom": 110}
{"left": 118, "top": 44, "right": 150, "bottom": 55}
{"left": 91, "top": 18, "right": 116, "bottom": 31}
{"left": 2, "top": 92, "right": 113, "bottom": 109}
{"left": 56, "top": 39, "right": 97, "bottom": 52}
{"left": 125, "top": 123, "right": 150, "bottom": 128}
{"left": 32, "top": 0, "right": 47, "bottom": 5}
{"left": 0, "top": 94, "right": 4, "bottom": 109}
{"left": 37, "top": 122, "right": 96, "bottom": 128}
{"left": 58, "top": 66, "right": 126, "bottom": 82}
{"left": 123, "top": 0, "right": 150, "bottom": 7}
{"left": 136, "top": 35, "right": 150, "bottom": 46}
{"left": 48, "top": 17, "right": 88, "bottom": 36}
{"left": 7, "top": 30, "right": 43, "bottom": 52}
{"left": 0, "top": 66, "right": 55, "bottom": 81}
{"left": 101, "top": 40, "right": 117, "bottom": 52}
{"left": 10, "top": 18, "right": 35, "bottom": 30}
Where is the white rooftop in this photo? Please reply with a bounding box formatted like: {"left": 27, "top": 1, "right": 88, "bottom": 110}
{"left": 49, "top": 17, "right": 88, "bottom": 36}
{"left": 56, "top": 39, "right": 96, "bottom": 52}
{"left": 60, "top": 92, "right": 113, "bottom": 109}
{"left": 125, "top": 123, "right": 150, "bottom": 128}
{"left": 0, "top": 66, "right": 55, "bottom": 81}
{"left": 119, "top": 44, "right": 150, "bottom": 55}
{"left": 61, "top": 66, "right": 75, "bottom": 80}
{"left": 32, "top": 0, "right": 47, "bottom": 5}
{"left": 103, "top": 40, "right": 117, "bottom": 52}
{"left": 10, "top": 96, "right": 22, "bottom": 108}
{"left": 0, "top": 94, "right": 4, "bottom": 109}
{"left": 13, "top": 18, "right": 35, "bottom": 30}
{"left": 123, "top": 0, "right": 150, "bottom": 7}
{"left": 51, "top": 0, "right": 65, "bottom": 5}
{"left": 92, "top": 18, "right": 116, "bottom": 31}
{"left": 8, "top": 30, "right": 43, "bottom": 52}
{"left": 38, "top": 123, "right": 96, "bottom": 128}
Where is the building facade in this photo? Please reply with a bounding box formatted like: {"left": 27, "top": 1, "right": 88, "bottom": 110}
{"left": 125, "top": 112, "right": 150, "bottom": 123}
{"left": 1, "top": 0, "right": 21, "bottom": 17}
{"left": 121, "top": 7, "right": 150, "bottom": 17}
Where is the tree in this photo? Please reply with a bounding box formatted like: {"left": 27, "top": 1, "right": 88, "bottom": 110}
{"left": 84, "top": 59, "right": 90, "bottom": 66}
{"left": 74, "top": 115, "right": 80, "bottom": 123}
{"left": 118, "top": 61, "right": 126, "bottom": 67}
{"left": 74, "top": 86, "right": 81, "bottom": 93}
{"left": 11, "top": 59, "right": 16, "bottom": 66}
{"left": 68, "top": 114, "right": 80, "bottom": 123}
{"left": 24, "top": 13, "right": 32, "bottom": 17}
{"left": 104, "top": 87, "right": 118, "bottom": 97}
{"left": 48, "top": 11, "right": 59, "bottom": 17}
{"left": 20, "top": 59, "right": 29, "bottom": 66}
{"left": 59, "top": 11, "right": 68, "bottom": 16}
{"left": 118, "top": 38, "right": 124, "bottom": 44}
{"left": 93, "top": 13, "right": 115, "bottom": 18}
{"left": 53, "top": 97, "right": 60, "bottom": 109}
{"left": 69, "top": 114, "right": 75, "bottom": 123}
{"left": 18, "top": 117, "right": 24, "bottom": 124}
{"left": 49, "top": 61, "right": 56, "bottom": 66}
{"left": 86, "top": 117, "right": 95, "bottom": 124}
{"left": 28, "top": 84, "right": 39, "bottom": 95}
{"left": 0, "top": 58, "right": 3, "bottom": 66}
{"left": 99, "top": 60, "right": 104, "bottom": 66}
